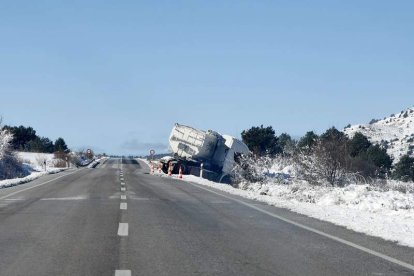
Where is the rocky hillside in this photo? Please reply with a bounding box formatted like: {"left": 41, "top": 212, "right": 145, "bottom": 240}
{"left": 344, "top": 107, "right": 414, "bottom": 163}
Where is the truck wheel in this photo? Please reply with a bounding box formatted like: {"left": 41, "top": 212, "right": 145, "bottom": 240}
{"left": 219, "top": 174, "right": 231, "bottom": 184}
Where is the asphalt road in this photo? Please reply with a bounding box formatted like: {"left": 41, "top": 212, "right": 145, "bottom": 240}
{"left": 0, "top": 158, "right": 413, "bottom": 276}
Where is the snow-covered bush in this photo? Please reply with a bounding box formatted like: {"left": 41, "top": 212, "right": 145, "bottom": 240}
{"left": 231, "top": 154, "right": 267, "bottom": 186}
{"left": 0, "top": 127, "right": 13, "bottom": 160}
{"left": 371, "top": 179, "right": 414, "bottom": 194}
{"left": 0, "top": 127, "right": 27, "bottom": 180}
{"left": 231, "top": 154, "right": 296, "bottom": 189}
{"left": 295, "top": 139, "right": 353, "bottom": 186}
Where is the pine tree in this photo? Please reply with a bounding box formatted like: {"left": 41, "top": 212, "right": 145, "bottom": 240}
{"left": 349, "top": 132, "right": 372, "bottom": 157}
{"left": 298, "top": 131, "right": 318, "bottom": 150}
{"left": 241, "top": 125, "right": 281, "bottom": 157}
{"left": 393, "top": 155, "right": 414, "bottom": 181}
{"left": 2, "top": 125, "right": 37, "bottom": 150}
{"left": 321, "top": 127, "right": 347, "bottom": 142}
{"left": 54, "top": 137, "right": 69, "bottom": 153}
{"left": 362, "top": 145, "right": 392, "bottom": 177}
{"left": 278, "top": 133, "right": 296, "bottom": 154}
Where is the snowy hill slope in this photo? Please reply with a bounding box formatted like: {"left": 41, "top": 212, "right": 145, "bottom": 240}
{"left": 344, "top": 107, "right": 414, "bottom": 163}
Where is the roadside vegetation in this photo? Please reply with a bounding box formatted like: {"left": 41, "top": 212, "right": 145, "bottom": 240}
{"left": 187, "top": 124, "right": 414, "bottom": 247}
{"left": 0, "top": 121, "right": 73, "bottom": 180}
{"left": 238, "top": 125, "right": 413, "bottom": 188}
{"left": 0, "top": 124, "right": 26, "bottom": 180}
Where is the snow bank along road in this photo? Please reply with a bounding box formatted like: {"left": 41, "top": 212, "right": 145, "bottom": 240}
{"left": 0, "top": 159, "right": 413, "bottom": 276}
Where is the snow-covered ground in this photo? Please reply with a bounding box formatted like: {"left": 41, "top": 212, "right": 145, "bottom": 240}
{"left": 17, "top": 152, "right": 57, "bottom": 171}
{"left": 0, "top": 169, "right": 66, "bottom": 188}
{"left": 140, "top": 158, "right": 414, "bottom": 248}
{"left": 0, "top": 152, "right": 69, "bottom": 189}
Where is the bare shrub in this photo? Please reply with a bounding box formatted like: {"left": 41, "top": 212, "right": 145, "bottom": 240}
{"left": 231, "top": 154, "right": 267, "bottom": 186}
{"left": 295, "top": 137, "right": 352, "bottom": 186}
{"left": 53, "top": 159, "right": 67, "bottom": 168}
{"left": 54, "top": 151, "right": 68, "bottom": 168}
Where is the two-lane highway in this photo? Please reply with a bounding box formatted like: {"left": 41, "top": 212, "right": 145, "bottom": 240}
{"left": 0, "top": 158, "right": 413, "bottom": 275}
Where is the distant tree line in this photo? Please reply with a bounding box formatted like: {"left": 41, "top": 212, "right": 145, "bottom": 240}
{"left": 1, "top": 125, "right": 69, "bottom": 153}
{"left": 241, "top": 125, "right": 413, "bottom": 185}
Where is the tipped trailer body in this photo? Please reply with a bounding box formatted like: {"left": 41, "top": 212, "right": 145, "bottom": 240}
{"left": 163, "top": 124, "right": 249, "bottom": 183}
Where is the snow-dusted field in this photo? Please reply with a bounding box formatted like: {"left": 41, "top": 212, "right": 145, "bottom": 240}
{"left": 16, "top": 152, "right": 56, "bottom": 171}
{"left": 0, "top": 152, "right": 69, "bottom": 188}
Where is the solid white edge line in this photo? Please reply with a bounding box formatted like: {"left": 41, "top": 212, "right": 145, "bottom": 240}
{"left": 118, "top": 223, "right": 128, "bottom": 236}
{"left": 115, "top": 270, "right": 131, "bottom": 276}
{"left": 186, "top": 181, "right": 414, "bottom": 272}
{"left": 120, "top": 202, "right": 127, "bottom": 210}
{"left": 0, "top": 170, "right": 81, "bottom": 200}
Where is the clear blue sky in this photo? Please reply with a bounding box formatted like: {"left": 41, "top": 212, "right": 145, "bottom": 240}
{"left": 0, "top": 1, "right": 413, "bottom": 155}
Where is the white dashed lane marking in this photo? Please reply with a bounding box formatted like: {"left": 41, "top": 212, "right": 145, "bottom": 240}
{"left": 115, "top": 270, "right": 131, "bottom": 276}
{"left": 2, "top": 198, "right": 24, "bottom": 201}
{"left": 41, "top": 196, "right": 87, "bottom": 201}
{"left": 118, "top": 223, "right": 128, "bottom": 236}
{"left": 117, "top": 170, "right": 130, "bottom": 274}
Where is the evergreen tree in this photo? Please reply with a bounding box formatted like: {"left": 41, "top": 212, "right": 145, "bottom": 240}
{"left": 27, "top": 137, "right": 43, "bottom": 152}
{"left": 278, "top": 133, "right": 296, "bottom": 154}
{"left": 298, "top": 131, "right": 318, "bottom": 150}
{"left": 393, "top": 155, "right": 414, "bottom": 181}
{"left": 2, "top": 125, "right": 67, "bottom": 154}
{"left": 241, "top": 125, "right": 281, "bottom": 156}
{"left": 2, "top": 125, "right": 37, "bottom": 150}
{"left": 363, "top": 145, "right": 392, "bottom": 173}
{"left": 347, "top": 134, "right": 392, "bottom": 178}
{"left": 54, "top": 137, "right": 69, "bottom": 153}
{"left": 349, "top": 132, "right": 372, "bottom": 157}
{"left": 40, "top": 137, "right": 55, "bottom": 153}
{"left": 25, "top": 136, "right": 55, "bottom": 153}
{"left": 320, "top": 127, "right": 347, "bottom": 142}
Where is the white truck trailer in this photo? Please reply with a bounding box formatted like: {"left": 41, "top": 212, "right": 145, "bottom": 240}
{"left": 162, "top": 123, "right": 250, "bottom": 183}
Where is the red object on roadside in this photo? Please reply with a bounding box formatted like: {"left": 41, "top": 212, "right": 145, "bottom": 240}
{"left": 178, "top": 165, "right": 183, "bottom": 179}
{"left": 168, "top": 162, "right": 173, "bottom": 176}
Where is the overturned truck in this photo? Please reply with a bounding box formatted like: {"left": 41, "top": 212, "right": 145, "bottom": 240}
{"left": 160, "top": 123, "right": 250, "bottom": 183}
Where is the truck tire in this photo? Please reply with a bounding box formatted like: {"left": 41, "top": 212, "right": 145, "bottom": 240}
{"left": 219, "top": 174, "right": 231, "bottom": 184}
